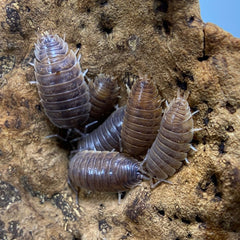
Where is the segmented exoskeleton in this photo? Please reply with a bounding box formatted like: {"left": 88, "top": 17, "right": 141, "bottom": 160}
{"left": 77, "top": 106, "right": 125, "bottom": 152}
{"left": 142, "top": 91, "right": 198, "bottom": 188}
{"left": 88, "top": 74, "right": 120, "bottom": 122}
{"left": 33, "top": 32, "right": 91, "bottom": 128}
{"left": 68, "top": 150, "right": 146, "bottom": 202}
{"left": 121, "top": 76, "right": 162, "bottom": 157}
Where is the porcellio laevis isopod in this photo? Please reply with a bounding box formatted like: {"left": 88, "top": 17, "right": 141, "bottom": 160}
{"left": 88, "top": 73, "right": 120, "bottom": 122}
{"left": 68, "top": 150, "right": 147, "bottom": 201}
{"left": 121, "top": 76, "right": 162, "bottom": 157}
{"left": 77, "top": 106, "right": 125, "bottom": 152}
{"left": 143, "top": 91, "right": 199, "bottom": 188}
{"left": 33, "top": 32, "right": 91, "bottom": 128}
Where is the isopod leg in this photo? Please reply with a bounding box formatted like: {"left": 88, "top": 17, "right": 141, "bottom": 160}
{"left": 45, "top": 134, "right": 68, "bottom": 142}
{"left": 29, "top": 81, "right": 37, "bottom": 84}
{"left": 150, "top": 178, "right": 173, "bottom": 189}
{"left": 140, "top": 150, "right": 149, "bottom": 168}
{"left": 118, "top": 192, "right": 122, "bottom": 205}
{"left": 190, "top": 144, "right": 197, "bottom": 151}
{"left": 69, "top": 149, "right": 79, "bottom": 159}
{"left": 83, "top": 120, "right": 98, "bottom": 134}
{"left": 140, "top": 173, "right": 150, "bottom": 181}
{"left": 118, "top": 135, "right": 122, "bottom": 153}
{"left": 83, "top": 69, "right": 88, "bottom": 77}
{"left": 184, "top": 111, "right": 199, "bottom": 122}
{"left": 191, "top": 128, "right": 202, "bottom": 132}
{"left": 139, "top": 167, "right": 148, "bottom": 177}
{"left": 72, "top": 128, "right": 85, "bottom": 137}
{"left": 165, "top": 100, "right": 169, "bottom": 108}
{"left": 74, "top": 48, "right": 79, "bottom": 56}
{"left": 68, "top": 178, "right": 80, "bottom": 205}
{"left": 184, "top": 158, "right": 190, "bottom": 164}
{"left": 125, "top": 84, "right": 131, "bottom": 96}
{"left": 191, "top": 110, "right": 199, "bottom": 116}
{"left": 139, "top": 156, "right": 151, "bottom": 180}
{"left": 140, "top": 157, "right": 147, "bottom": 167}
{"left": 183, "top": 90, "right": 190, "bottom": 100}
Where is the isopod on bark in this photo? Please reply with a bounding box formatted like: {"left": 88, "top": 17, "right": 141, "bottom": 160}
{"left": 33, "top": 32, "right": 91, "bottom": 128}
{"left": 77, "top": 106, "right": 125, "bottom": 152}
{"left": 121, "top": 76, "right": 162, "bottom": 157}
{"left": 68, "top": 150, "right": 147, "bottom": 202}
{"left": 142, "top": 90, "right": 199, "bottom": 188}
{"left": 88, "top": 73, "right": 120, "bottom": 122}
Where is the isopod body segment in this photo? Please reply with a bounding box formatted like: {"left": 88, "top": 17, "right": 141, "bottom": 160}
{"left": 121, "top": 76, "right": 162, "bottom": 157}
{"left": 68, "top": 150, "right": 145, "bottom": 193}
{"left": 88, "top": 74, "right": 120, "bottom": 122}
{"left": 77, "top": 106, "right": 125, "bottom": 152}
{"left": 33, "top": 32, "right": 91, "bottom": 128}
{"left": 143, "top": 91, "right": 194, "bottom": 186}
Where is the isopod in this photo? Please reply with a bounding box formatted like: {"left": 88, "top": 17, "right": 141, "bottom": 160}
{"left": 77, "top": 106, "right": 125, "bottom": 152}
{"left": 68, "top": 150, "right": 146, "bottom": 202}
{"left": 121, "top": 76, "right": 162, "bottom": 157}
{"left": 143, "top": 90, "right": 199, "bottom": 188}
{"left": 33, "top": 32, "right": 91, "bottom": 128}
{"left": 88, "top": 73, "right": 120, "bottom": 122}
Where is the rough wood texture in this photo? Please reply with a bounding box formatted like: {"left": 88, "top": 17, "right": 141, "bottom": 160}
{"left": 0, "top": 0, "right": 240, "bottom": 239}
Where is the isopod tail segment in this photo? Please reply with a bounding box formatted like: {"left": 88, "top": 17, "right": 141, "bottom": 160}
{"left": 141, "top": 89, "right": 200, "bottom": 188}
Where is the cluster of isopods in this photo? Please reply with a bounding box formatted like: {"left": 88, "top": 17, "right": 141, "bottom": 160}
{"left": 32, "top": 32, "right": 199, "bottom": 203}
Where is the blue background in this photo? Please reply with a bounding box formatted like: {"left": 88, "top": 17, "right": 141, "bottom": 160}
{"left": 199, "top": 0, "right": 239, "bottom": 38}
